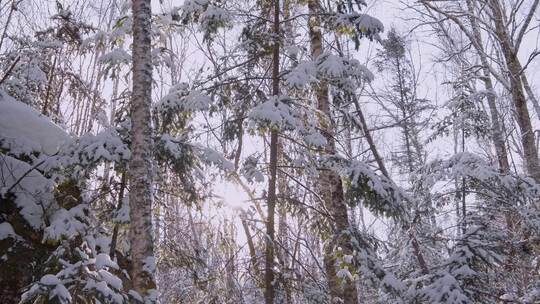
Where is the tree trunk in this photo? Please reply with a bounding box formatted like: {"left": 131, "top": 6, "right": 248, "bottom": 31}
{"left": 110, "top": 172, "right": 127, "bottom": 259}
{"left": 465, "top": 0, "right": 510, "bottom": 173}
{"left": 353, "top": 99, "right": 390, "bottom": 178}
{"left": 307, "top": 1, "right": 358, "bottom": 303}
{"left": 395, "top": 57, "right": 416, "bottom": 174}
{"left": 129, "top": 0, "right": 156, "bottom": 301}
{"left": 277, "top": 142, "right": 293, "bottom": 303}
{"left": 264, "top": 0, "right": 281, "bottom": 303}
{"left": 279, "top": 1, "right": 294, "bottom": 301}
{"left": 489, "top": 0, "right": 540, "bottom": 181}
{"left": 240, "top": 212, "right": 261, "bottom": 281}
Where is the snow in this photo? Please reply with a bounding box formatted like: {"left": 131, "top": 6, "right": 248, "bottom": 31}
{"left": 500, "top": 293, "right": 517, "bottom": 301}
{"left": 40, "top": 274, "right": 61, "bottom": 285}
{"left": 113, "top": 197, "right": 130, "bottom": 223}
{"left": 77, "top": 129, "right": 131, "bottom": 163}
{"left": 143, "top": 256, "right": 156, "bottom": 274}
{"left": 336, "top": 268, "right": 354, "bottom": 280}
{"left": 0, "top": 222, "right": 18, "bottom": 240}
{"left": 284, "top": 61, "right": 317, "bottom": 88}
{"left": 178, "top": 0, "right": 231, "bottom": 35}
{"left": 95, "top": 253, "right": 119, "bottom": 270}
{"left": 199, "top": 6, "right": 232, "bottom": 32}
{"left": 180, "top": 0, "right": 209, "bottom": 16}
{"left": 88, "top": 235, "right": 112, "bottom": 255}
{"left": 85, "top": 279, "right": 125, "bottom": 303}
{"left": 348, "top": 59, "right": 374, "bottom": 82}
{"left": 146, "top": 289, "right": 159, "bottom": 303}
{"left": 197, "top": 146, "right": 234, "bottom": 171}
{"left": 99, "top": 47, "right": 131, "bottom": 67}
{"left": 159, "top": 134, "right": 187, "bottom": 158}
{"left": 82, "top": 30, "right": 107, "bottom": 49}
{"left": 303, "top": 132, "right": 327, "bottom": 147}
{"left": 98, "top": 269, "right": 123, "bottom": 290}
{"left": 12, "top": 57, "right": 48, "bottom": 84}
{"left": 318, "top": 54, "right": 347, "bottom": 78}
{"left": 283, "top": 55, "right": 373, "bottom": 94}
{"left": 0, "top": 154, "right": 55, "bottom": 229}
{"left": 452, "top": 264, "right": 475, "bottom": 277}
{"left": 0, "top": 91, "right": 70, "bottom": 155}
{"left": 381, "top": 273, "right": 406, "bottom": 294}
{"left": 43, "top": 205, "right": 88, "bottom": 241}
{"left": 420, "top": 272, "right": 469, "bottom": 303}
{"left": 422, "top": 152, "right": 540, "bottom": 200}
{"left": 51, "top": 284, "right": 72, "bottom": 304}
{"left": 284, "top": 44, "right": 300, "bottom": 58}
{"left": 128, "top": 289, "right": 144, "bottom": 302}
{"left": 159, "top": 134, "right": 234, "bottom": 173}
{"left": 343, "top": 254, "right": 354, "bottom": 264}
{"left": 241, "top": 155, "right": 265, "bottom": 183}
{"left": 34, "top": 39, "right": 64, "bottom": 50}
{"left": 155, "top": 83, "right": 211, "bottom": 114}
{"left": 23, "top": 237, "right": 128, "bottom": 303}
{"left": 334, "top": 13, "right": 384, "bottom": 35}
{"left": 249, "top": 95, "right": 300, "bottom": 129}
{"left": 50, "top": 128, "right": 131, "bottom": 175}
{"left": 324, "top": 156, "right": 408, "bottom": 218}
{"left": 317, "top": 54, "right": 374, "bottom": 83}
{"left": 182, "top": 90, "right": 212, "bottom": 111}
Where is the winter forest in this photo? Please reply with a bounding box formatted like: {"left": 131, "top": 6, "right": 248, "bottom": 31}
{"left": 1, "top": 0, "right": 540, "bottom": 303}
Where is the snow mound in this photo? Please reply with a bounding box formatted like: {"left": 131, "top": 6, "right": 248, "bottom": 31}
{"left": 0, "top": 222, "right": 19, "bottom": 240}
{"left": 95, "top": 253, "right": 119, "bottom": 270}
{"left": 0, "top": 91, "right": 70, "bottom": 155}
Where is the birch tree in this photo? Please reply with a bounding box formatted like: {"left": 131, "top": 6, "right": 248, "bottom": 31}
{"left": 307, "top": 1, "right": 359, "bottom": 302}
{"left": 129, "top": 0, "right": 157, "bottom": 301}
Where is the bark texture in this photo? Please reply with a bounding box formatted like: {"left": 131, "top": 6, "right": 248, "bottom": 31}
{"left": 264, "top": 0, "right": 281, "bottom": 303}
{"left": 308, "top": 1, "right": 358, "bottom": 303}
{"left": 129, "top": 0, "right": 156, "bottom": 300}
{"left": 489, "top": 0, "right": 540, "bottom": 180}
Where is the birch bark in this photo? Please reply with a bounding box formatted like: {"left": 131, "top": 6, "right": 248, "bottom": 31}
{"left": 129, "top": 0, "right": 156, "bottom": 301}
{"left": 307, "top": 1, "right": 358, "bottom": 302}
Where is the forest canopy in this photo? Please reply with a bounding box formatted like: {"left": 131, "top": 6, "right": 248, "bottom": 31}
{"left": 1, "top": 0, "right": 540, "bottom": 303}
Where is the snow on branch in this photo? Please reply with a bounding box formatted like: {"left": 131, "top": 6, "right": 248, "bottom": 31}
{"left": 322, "top": 155, "right": 409, "bottom": 219}
{"left": 284, "top": 54, "right": 374, "bottom": 92}
{"left": 154, "top": 83, "right": 212, "bottom": 115}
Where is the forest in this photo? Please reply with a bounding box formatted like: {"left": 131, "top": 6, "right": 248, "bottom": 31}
{"left": 0, "top": 0, "right": 540, "bottom": 303}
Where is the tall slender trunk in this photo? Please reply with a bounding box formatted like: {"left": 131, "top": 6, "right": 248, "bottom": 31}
{"left": 394, "top": 57, "right": 431, "bottom": 274}
{"left": 395, "top": 58, "right": 416, "bottom": 173}
{"left": 110, "top": 172, "right": 127, "bottom": 259}
{"left": 465, "top": 0, "right": 510, "bottom": 173}
{"left": 277, "top": 142, "right": 292, "bottom": 303}
{"left": 42, "top": 54, "right": 58, "bottom": 116}
{"left": 129, "top": 0, "right": 156, "bottom": 301}
{"left": 279, "top": 1, "right": 294, "bottom": 300}
{"left": 480, "top": 1, "right": 539, "bottom": 290}
{"left": 352, "top": 99, "right": 390, "bottom": 178}
{"left": 240, "top": 211, "right": 261, "bottom": 280}
{"left": 264, "top": 0, "right": 281, "bottom": 303}
{"left": 489, "top": 0, "right": 540, "bottom": 181}
{"left": 307, "top": 1, "right": 358, "bottom": 303}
